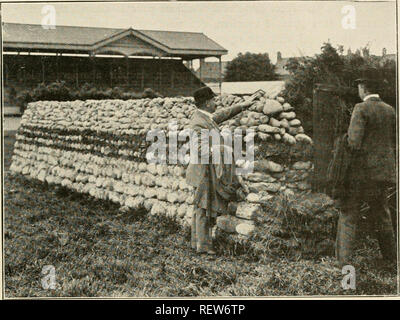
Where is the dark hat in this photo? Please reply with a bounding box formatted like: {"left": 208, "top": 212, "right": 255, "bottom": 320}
{"left": 354, "top": 67, "right": 380, "bottom": 86}
{"left": 193, "top": 86, "right": 216, "bottom": 105}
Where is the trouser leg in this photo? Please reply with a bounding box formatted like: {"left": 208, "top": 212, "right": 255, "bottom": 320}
{"left": 191, "top": 209, "right": 198, "bottom": 250}
{"left": 368, "top": 193, "right": 396, "bottom": 262}
{"left": 336, "top": 205, "right": 358, "bottom": 265}
{"left": 191, "top": 207, "right": 213, "bottom": 253}
{"left": 388, "top": 188, "right": 398, "bottom": 245}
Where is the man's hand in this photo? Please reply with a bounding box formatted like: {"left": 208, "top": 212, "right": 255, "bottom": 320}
{"left": 240, "top": 91, "right": 264, "bottom": 109}
{"left": 240, "top": 99, "right": 255, "bottom": 109}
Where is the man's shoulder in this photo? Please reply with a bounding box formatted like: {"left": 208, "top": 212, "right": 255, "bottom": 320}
{"left": 357, "top": 98, "right": 394, "bottom": 112}
{"left": 370, "top": 100, "right": 395, "bottom": 117}
{"left": 353, "top": 101, "right": 366, "bottom": 113}
{"left": 189, "top": 110, "right": 212, "bottom": 128}
{"left": 354, "top": 101, "right": 365, "bottom": 109}
{"left": 376, "top": 100, "right": 395, "bottom": 110}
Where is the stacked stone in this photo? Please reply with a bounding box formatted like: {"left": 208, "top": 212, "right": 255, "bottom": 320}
{"left": 213, "top": 94, "right": 314, "bottom": 237}
{"left": 10, "top": 92, "right": 314, "bottom": 236}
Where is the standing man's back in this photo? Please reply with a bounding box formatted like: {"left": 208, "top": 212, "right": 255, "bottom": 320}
{"left": 335, "top": 73, "right": 397, "bottom": 267}
{"left": 347, "top": 96, "right": 396, "bottom": 183}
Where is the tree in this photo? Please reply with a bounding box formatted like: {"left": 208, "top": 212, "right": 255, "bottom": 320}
{"left": 282, "top": 42, "right": 396, "bottom": 136}
{"left": 224, "top": 52, "right": 276, "bottom": 82}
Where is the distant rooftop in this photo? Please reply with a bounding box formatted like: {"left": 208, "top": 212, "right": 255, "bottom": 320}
{"left": 207, "top": 80, "right": 285, "bottom": 96}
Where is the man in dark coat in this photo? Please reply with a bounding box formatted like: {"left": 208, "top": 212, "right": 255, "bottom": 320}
{"left": 335, "top": 76, "right": 397, "bottom": 265}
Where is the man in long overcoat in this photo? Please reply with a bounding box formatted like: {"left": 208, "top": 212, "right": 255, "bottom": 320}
{"left": 186, "top": 86, "right": 256, "bottom": 255}
{"left": 336, "top": 75, "right": 397, "bottom": 265}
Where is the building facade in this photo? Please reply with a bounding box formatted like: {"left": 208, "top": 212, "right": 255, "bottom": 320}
{"left": 3, "top": 22, "right": 228, "bottom": 103}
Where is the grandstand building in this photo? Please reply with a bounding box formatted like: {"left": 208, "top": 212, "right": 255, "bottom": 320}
{"left": 2, "top": 22, "right": 227, "bottom": 102}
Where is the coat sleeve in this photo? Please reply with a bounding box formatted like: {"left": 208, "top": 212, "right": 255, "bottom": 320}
{"left": 347, "top": 103, "right": 366, "bottom": 151}
{"left": 213, "top": 104, "right": 244, "bottom": 124}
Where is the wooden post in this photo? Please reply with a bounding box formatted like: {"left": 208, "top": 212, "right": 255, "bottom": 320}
{"left": 90, "top": 54, "right": 96, "bottom": 83}
{"left": 199, "top": 57, "right": 205, "bottom": 84}
{"left": 189, "top": 60, "right": 193, "bottom": 86}
{"left": 141, "top": 63, "right": 144, "bottom": 89}
{"left": 110, "top": 60, "right": 113, "bottom": 87}
{"left": 159, "top": 57, "right": 162, "bottom": 91}
{"left": 75, "top": 60, "right": 79, "bottom": 87}
{"left": 218, "top": 56, "right": 222, "bottom": 94}
{"left": 312, "top": 84, "right": 350, "bottom": 194}
{"left": 4, "top": 58, "right": 8, "bottom": 82}
{"left": 56, "top": 53, "right": 59, "bottom": 81}
{"left": 126, "top": 56, "right": 129, "bottom": 86}
{"left": 41, "top": 56, "right": 45, "bottom": 83}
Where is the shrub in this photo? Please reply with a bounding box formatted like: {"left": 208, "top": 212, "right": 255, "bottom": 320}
{"left": 15, "top": 82, "right": 163, "bottom": 112}
{"left": 215, "top": 192, "right": 339, "bottom": 261}
{"left": 31, "top": 81, "right": 72, "bottom": 102}
{"left": 224, "top": 52, "right": 277, "bottom": 81}
{"left": 142, "top": 88, "right": 163, "bottom": 99}
{"left": 6, "top": 86, "right": 17, "bottom": 105}
{"left": 111, "top": 87, "right": 124, "bottom": 99}
{"left": 16, "top": 90, "right": 33, "bottom": 114}
{"left": 282, "top": 43, "right": 396, "bottom": 136}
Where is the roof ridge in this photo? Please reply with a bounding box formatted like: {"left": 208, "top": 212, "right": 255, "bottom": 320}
{"left": 139, "top": 29, "right": 204, "bottom": 35}
{"left": 3, "top": 21, "right": 125, "bottom": 31}
{"left": 3, "top": 22, "right": 205, "bottom": 34}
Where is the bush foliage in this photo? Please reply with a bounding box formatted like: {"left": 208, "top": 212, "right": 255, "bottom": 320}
{"left": 16, "top": 81, "right": 163, "bottom": 113}
{"left": 282, "top": 43, "right": 396, "bottom": 136}
{"left": 224, "top": 52, "right": 277, "bottom": 82}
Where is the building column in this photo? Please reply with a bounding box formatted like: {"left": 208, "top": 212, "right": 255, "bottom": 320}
{"left": 141, "top": 63, "right": 144, "bottom": 89}
{"left": 41, "top": 56, "right": 45, "bottom": 83}
{"left": 4, "top": 59, "right": 8, "bottom": 82}
{"left": 23, "top": 65, "right": 26, "bottom": 85}
{"left": 110, "top": 59, "right": 113, "bottom": 87}
{"left": 89, "top": 52, "right": 96, "bottom": 84}
{"left": 199, "top": 58, "right": 205, "bottom": 84}
{"left": 218, "top": 56, "right": 222, "bottom": 94}
{"left": 159, "top": 57, "right": 162, "bottom": 91}
{"left": 126, "top": 56, "right": 129, "bottom": 86}
{"left": 75, "top": 61, "right": 79, "bottom": 87}
{"left": 56, "top": 53, "right": 59, "bottom": 81}
{"left": 190, "top": 60, "right": 194, "bottom": 86}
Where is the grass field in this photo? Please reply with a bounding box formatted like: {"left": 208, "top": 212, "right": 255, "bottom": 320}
{"left": 3, "top": 131, "right": 398, "bottom": 297}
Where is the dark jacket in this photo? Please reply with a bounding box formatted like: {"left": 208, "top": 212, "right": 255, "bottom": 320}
{"left": 347, "top": 96, "right": 396, "bottom": 183}
{"left": 327, "top": 133, "right": 352, "bottom": 199}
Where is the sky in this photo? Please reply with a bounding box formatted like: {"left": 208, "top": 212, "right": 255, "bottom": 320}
{"left": 2, "top": 1, "right": 397, "bottom": 63}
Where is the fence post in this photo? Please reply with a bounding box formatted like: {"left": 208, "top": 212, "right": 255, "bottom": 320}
{"left": 312, "top": 83, "right": 348, "bottom": 194}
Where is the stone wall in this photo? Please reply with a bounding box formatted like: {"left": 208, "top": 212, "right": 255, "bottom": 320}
{"left": 10, "top": 92, "right": 315, "bottom": 238}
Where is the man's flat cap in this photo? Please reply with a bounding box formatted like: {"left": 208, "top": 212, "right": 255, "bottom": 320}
{"left": 193, "top": 86, "right": 216, "bottom": 104}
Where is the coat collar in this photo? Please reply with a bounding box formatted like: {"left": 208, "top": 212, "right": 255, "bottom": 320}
{"left": 363, "top": 94, "right": 380, "bottom": 102}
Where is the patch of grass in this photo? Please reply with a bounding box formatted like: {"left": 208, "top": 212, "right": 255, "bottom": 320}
{"left": 3, "top": 133, "right": 398, "bottom": 297}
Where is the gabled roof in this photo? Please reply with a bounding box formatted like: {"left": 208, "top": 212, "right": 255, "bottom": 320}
{"left": 138, "top": 29, "right": 226, "bottom": 51}
{"left": 3, "top": 22, "right": 122, "bottom": 45}
{"left": 2, "top": 22, "right": 227, "bottom": 58}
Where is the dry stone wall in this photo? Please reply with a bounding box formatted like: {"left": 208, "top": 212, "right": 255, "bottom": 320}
{"left": 10, "top": 92, "right": 314, "bottom": 237}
